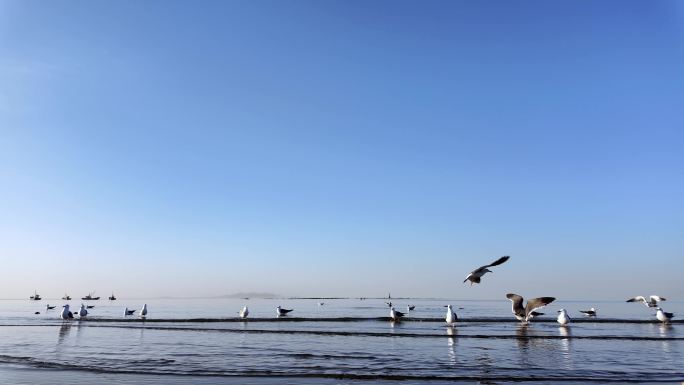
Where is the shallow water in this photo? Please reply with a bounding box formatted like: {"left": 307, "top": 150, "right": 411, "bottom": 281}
{"left": 0, "top": 298, "right": 682, "bottom": 383}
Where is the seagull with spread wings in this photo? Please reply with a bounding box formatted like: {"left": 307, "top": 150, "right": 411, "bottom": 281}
{"left": 463, "top": 256, "right": 510, "bottom": 285}
{"left": 627, "top": 295, "right": 666, "bottom": 308}
{"left": 506, "top": 293, "right": 555, "bottom": 322}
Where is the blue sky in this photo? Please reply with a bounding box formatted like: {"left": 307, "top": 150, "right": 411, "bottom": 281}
{"left": 1, "top": 1, "right": 682, "bottom": 299}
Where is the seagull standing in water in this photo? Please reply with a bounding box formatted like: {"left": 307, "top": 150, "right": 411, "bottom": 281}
{"left": 627, "top": 295, "right": 666, "bottom": 308}
{"left": 390, "top": 307, "right": 405, "bottom": 321}
{"left": 506, "top": 293, "right": 555, "bottom": 322}
{"left": 445, "top": 305, "right": 458, "bottom": 325}
{"left": 60, "top": 305, "right": 74, "bottom": 320}
{"left": 656, "top": 308, "right": 674, "bottom": 323}
{"left": 46, "top": 304, "right": 56, "bottom": 310}
{"left": 557, "top": 309, "right": 571, "bottom": 326}
{"left": 124, "top": 307, "right": 135, "bottom": 316}
{"left": 463, "top": 256, "right": 510, "bottom": 285}
{"left": 276, "top": 306, "right": 293, "bottom": 316}
{"left": 139, "top": 304, "right": 148, "bottom": 317}
{"left": 239, "top": 306, "right": 249, "bottom": 319}
{"left": 78, "top": 304, "right": 88, "bottom": 318}
{"left": 579, "top": 307, "right": 597, "bottom": 317}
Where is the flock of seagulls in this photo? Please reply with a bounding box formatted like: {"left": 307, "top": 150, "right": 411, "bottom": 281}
{"left": 57, "top": 303, "right": 148, "bottom": 320}
{"left": 45, "top": 256, "right": 675, "bottom": 325}
{"left": 457, "top": 256, "right": 675, "bottom": 326}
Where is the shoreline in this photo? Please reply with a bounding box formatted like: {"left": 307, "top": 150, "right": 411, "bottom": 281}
{"left": 1, "top": 364, "right": 680, "bottom": 385}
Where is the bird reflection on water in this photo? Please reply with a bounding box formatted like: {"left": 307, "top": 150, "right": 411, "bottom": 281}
{"left": 657, "top": 323, "right": 674, "bottom": 354}
{"left": 57, "top": 323, "right": 71, "bottom": 344}
{"left": 558, "top": 325, "right": 574, "bottom": 370}
{"left": 446, "top": 326, "right": 458, "bottom": 365}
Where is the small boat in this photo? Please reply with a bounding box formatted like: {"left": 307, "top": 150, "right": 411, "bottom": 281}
{"left": 109, "top": 292, "right": 117, "bottom": 301}
{"left": 81, "top": 292, "right": 100, "bottom": 300}
{"left": 29, "top": 290, "right": 42, "bottom": 301}
{"left": 62, "top": 293, "right": 71, "bottom": 300}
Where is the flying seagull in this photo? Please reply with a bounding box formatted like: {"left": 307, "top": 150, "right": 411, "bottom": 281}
{"left": 445, "top": 305, "right": 457, "bottom": 325}
{"left": 627, "top": 295, "right": 666, "bottom": 308}
{"left": 464, "top": 256, "right": 510, "bottom": 285}
{"left": 579, "top": 307, "right": 597, "bottom": 317}
{"left": 390, "top": 307, "right": 405, "bottom": 321}
{"left": 276, "top": 306, "right": 293, "bottom": 316}
{"left": 557, "top": 309, "right": 570, "bottom": 326}
{"left": 385, "top": 301, "right": 393, "bottom": 308}
{"left": 506, "top": 293, "right": 555, "bottom": 322}
{"left": 656, "top": 308, "right": 674, "bottom": 323}
{"left": 239, "top": 306, "right": 249, "bottom": 319}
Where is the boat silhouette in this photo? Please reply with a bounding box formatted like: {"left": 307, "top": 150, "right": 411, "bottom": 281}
{"left": 29, "top": 290, "right": 42, "bottom": 301}
{"left": 81, "top": 292, "right": 100, "bottom": 300}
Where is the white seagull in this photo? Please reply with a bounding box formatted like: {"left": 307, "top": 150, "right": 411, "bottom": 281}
{"left": 239, "top": 306, "right": 249, "bottom": 319}
{"left": 60, "top": 305, "right": 74, "bottom": 320}
{"left": 139, "top": 304, "right": 148, "bottom": 317}
{"left": 557, "top": 309, "right": 570, "bottom": 326}
{"left": 656, "top": 308, "right": 674, "bottom": 323}
{"left": 276, "top": 306, "right": 293, "bottom": 316}
{"left": 445, "top": 305, "right": 457, "bottom": 325}
{"left": 506, "top": 293, "right": 555, "bottom": 322}
{"left": 627, "top": 295, "right": 666, "bottom": 308}
{"left": 390, "top": 307, "right": 405, "bottom": 321}
{"left": 78, "top": 304, "right": 88, "bottom": 317}
{"left": 579, "top": 307, "right": 597, "bottom": 317}
{"left": 463, "top": 256, "right": 510, "bottom": 285}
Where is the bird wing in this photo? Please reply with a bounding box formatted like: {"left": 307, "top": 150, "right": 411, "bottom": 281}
{"left": 462, "top": 274, "right": 473, "bottom": 283}
{"left": 665, "top": 312, "right": 674, "bottom": 318}
{"left": 525, "top": 297, "right": 555, "bottom": 317}
{"left": 627, "top": 296, "right": 646, "bottom": 303}
{"left": 650, "top": 295, "right": 666, "bottom": 302}
{"left": 506, "top": 293, "right": 525, "bottom": 316}
{"left": 485, "top": 255, "right": 510, "bottom": 268}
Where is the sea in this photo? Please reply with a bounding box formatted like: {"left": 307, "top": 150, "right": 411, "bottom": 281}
{"left": 0, "top": 297, "right": 682, "bottom": 384}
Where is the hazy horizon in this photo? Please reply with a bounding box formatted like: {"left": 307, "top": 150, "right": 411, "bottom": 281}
{"left": 1, "top": 1, "right": 682, "bottom": 300}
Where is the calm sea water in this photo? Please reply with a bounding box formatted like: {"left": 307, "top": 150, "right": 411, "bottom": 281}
{"left": 0, "top": 298, "right": 682, "bottom": 384}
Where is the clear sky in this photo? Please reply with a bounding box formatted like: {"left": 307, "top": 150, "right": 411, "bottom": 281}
{"left": 1, "top": 1, "right": 682, "bottom": 300}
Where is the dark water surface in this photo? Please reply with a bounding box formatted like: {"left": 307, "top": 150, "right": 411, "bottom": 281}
{"left": 0, "top": 298, "right": 682, "bottom": 384}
